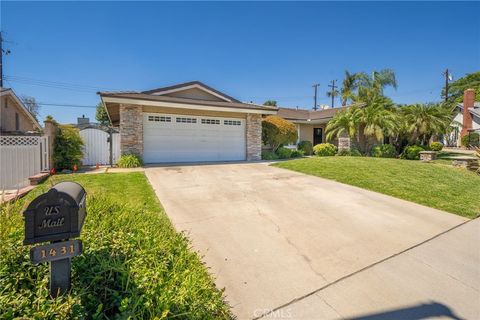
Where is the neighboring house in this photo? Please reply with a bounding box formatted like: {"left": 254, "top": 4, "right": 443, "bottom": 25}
{"left": 445, "top": 89, "right": 479, "bottom": 147}
{"left": 0, "top": 88, "right": 41, "bottom": 134}
{"left": 99, "top": 81, "right": 277, "bottom": 163}
{"left": 277, "top": 106, "right": 349, "bottom": 145}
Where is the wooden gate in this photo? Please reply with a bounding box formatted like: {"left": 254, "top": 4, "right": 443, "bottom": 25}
{"left": 79, "top": 128, "right": 119, "bottom": 166}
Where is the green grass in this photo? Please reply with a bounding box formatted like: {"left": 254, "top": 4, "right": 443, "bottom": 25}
{"left": 0, "top": 172, "right": 232, "bottom": 319}
{"left": 274, "top": 157, "right": 480, "bottom": 219}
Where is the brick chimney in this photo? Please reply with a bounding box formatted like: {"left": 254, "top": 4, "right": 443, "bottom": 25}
{"left": 460, "top": 89, "right": 475, "bottom": 137}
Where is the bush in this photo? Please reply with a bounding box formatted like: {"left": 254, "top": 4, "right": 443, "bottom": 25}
{"left": 429, "top": 142, "right": 444, "bottom": 151}
{"left": 297, "top": 141, "right": 313, "bottom": 156}
{"left": 290, "top": 150, "right": 305, "bottom": 158}
{"left": 313, "top": 143, "right": 337, "bottom": 157}
{"left": 275, "top": 146, "right": 293, "bottom": 159}
{"left": 337, "top": 148, "right": 362, "bottom": 157}
{"left": 401, "top": 145, "right": 425, "bottom": 160}
{"left": 262, "top": 116, "right": 297, "bottom": 151}
{"left": 261, "top": 151, "right": 279, "bottom": 160}
{"left": 117, "top": 154, "right": 143, "bottom": 168}
{"left": 0, "top": 193, "right": 231, "bottom": 318}
{"left": 461, "top": 132, "right": 480, "bottom": 148}
{"left": 371, "top": 144, "right": 396, "bottom": 158}
{"left": 53, "top": 125, "right": 84, "bottom": 170}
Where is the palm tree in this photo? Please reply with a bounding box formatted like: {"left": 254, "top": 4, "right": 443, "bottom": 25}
{"left": 326, "top": 106, "right": 362, "bottom": 142}
{"left": 340, "top": 71, "right": 359, "bottom": 106}
{"left": 401, "top": 103, "right": 453, "bottom": 145}
{"left": 360, "top": 96, "right": 397, "bottom": 150}
{"left": 356, "top": 69, "right": 397, "bottom": 101}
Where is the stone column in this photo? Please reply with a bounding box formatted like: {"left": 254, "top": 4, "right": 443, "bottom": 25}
{"left": 246, "top": 113, "right": 262, "bottom": 161}
{"left": 43, "top": 119, "right": 58, "bottom": 169}
{"left": 119, "top": 104, "right": 143, "bottom": 156}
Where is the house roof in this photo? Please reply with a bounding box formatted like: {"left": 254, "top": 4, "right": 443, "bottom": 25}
{"left": 455, "top": 102, "right": 480, "bottom": 121}
{"left": 277, "top": 105, "right": 351, "bottom": 122}
{"left": 98, "top": 81, "right": 278, "bottom": 125}
{"left": 141, "top": 81, "right": 241, "bottom": 103}
{"left": 0, "top": 88, "right": 42, "bottom": 131}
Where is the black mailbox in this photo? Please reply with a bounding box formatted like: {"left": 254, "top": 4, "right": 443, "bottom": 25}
{"left": 24, "top": 182, "right": 86, "bottom": 245}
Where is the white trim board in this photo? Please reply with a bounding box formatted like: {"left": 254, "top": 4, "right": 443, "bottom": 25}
{"left": 102, "top": 97, "right": 277, "bottom": 115}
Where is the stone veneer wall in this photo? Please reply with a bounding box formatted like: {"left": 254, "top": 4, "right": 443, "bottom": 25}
{"left": 246, "top": 113, "right": 262, "bottom": 161}
{"left": 119, "top": 104, "right": 143, "bottom": 156}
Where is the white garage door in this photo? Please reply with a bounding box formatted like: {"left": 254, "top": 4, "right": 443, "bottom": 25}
{"left": 143, "top": 113, "right": 246, "bottom": 163}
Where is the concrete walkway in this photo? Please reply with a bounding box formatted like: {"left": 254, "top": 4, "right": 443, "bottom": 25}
{"left": 145, "top": 163, "right": 476, "bottom": 319}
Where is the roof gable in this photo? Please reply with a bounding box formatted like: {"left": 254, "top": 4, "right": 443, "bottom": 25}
{"left": 0, "top": 88, "right": 42, "bottom": 130}
{"left": 142, "top": 81, "right": 239, "bottom": 103}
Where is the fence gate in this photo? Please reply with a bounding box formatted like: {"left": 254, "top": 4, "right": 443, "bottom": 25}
{"left": 80, "top": 128, "right": 120, "bottom": 166}
{"left": 0, "top": 135, "right": 49, "bottom": 189}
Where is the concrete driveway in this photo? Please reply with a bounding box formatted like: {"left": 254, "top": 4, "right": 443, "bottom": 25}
{"left": 145, "top": 163, "right": 477, "bottom": 319}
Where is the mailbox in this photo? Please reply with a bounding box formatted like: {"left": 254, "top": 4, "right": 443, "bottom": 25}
{"left": 24, "top": 182, "right": 86, "bottom": 245}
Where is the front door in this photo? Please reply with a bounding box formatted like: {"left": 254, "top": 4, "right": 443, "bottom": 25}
{"left": 313, "top": 128, "right": 323, "bottom": 145}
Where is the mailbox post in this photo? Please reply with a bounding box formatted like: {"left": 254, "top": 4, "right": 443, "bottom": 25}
{"left": 23, "top": 182, "right": 86, "bottom": 297}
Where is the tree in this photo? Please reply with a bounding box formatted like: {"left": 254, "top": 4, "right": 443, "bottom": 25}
{"left": 53, "top": 125, "right": 84, "bottom": 170}
{"left": 96, "top": 102, "right": 110, "bottom": 125}
{"left": 262, "top": 116, "right": 297, "bottom": 151}
{"left": 263, "top": 100, "right": 277, "bottom": 107}
{"left": 326, "top": 106, "right": 362, "bottom": 142}
{"left": 355, "top": 69, "right": 397, "bottom": 101}
{"left": 340, "top": 71, "right": 360, "bottom": 106}
{"left": 20, "top": 96, "right": 40, "bottom": 121}
{"left": 401, "top": 103, "right": 453, "bottom": 145}
{"left": 442, "top": 71, "right": 480, "bottom": 106}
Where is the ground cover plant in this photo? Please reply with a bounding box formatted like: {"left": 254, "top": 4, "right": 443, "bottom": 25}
{"left": 117, "top": 154, "right": 143, "bottom": 168}
{"left": 0, "top": 173, "right": 231, "bottom": 319}
{"left": 274, "top": 157, "right": 480, "bottom": 218}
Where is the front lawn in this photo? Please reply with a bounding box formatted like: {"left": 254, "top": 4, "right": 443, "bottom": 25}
{"left": 274, "top": 157, "right": 480, "bottom": 219}
{"left": 0, "top": 173, "right": 231, "bottom": 319}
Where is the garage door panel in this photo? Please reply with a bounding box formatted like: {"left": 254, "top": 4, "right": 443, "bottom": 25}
{"left": 143, "top": 113, "right": 246, "bottom": 163}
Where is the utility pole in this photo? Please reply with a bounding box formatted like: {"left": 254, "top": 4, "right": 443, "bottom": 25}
{"left": 312, "top": 83, "right": 320, "bottom": 111}
{"left": 443, "top": 69, "right": 451, "bottom": 102}
{"left": 328, "top": 79, "right": 338, "bottom": 108}
{"left": 0, "top": 32, "right": 11, "bottom": 88}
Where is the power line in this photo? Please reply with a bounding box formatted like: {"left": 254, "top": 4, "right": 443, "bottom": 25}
{"left": 328, "top": 80, "right": 338, "bottom": 108}
{"left": 37, "top": 102, "right": 97, "bottom": 109}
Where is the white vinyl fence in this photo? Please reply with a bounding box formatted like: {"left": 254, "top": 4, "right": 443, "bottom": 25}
{"left": 0, "top": 135, "right": 49, "bottom": 189}
{"left": 80, "top": 128, "right": 120, "bottom": 166}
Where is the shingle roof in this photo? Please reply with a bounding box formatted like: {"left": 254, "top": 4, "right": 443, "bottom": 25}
{"left": 99, "top": 91, "right": 278, "bottom": 112}
{"left": 277, "top": 105, "right": 351, "bottom": 121}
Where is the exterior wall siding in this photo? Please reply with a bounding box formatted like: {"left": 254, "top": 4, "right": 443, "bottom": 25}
{"left": 297, "top": 123, "right": 327, "bottom": 144}
{"left": 246, "top": 113, "right": 262, "bottom": 161}
{"left": 0, "top": 96, "right": 36, "bottom": 133}
{"left": 119, "top": 104, "right": 143, "bottom": 156}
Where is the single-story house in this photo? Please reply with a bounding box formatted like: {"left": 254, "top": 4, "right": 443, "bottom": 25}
{"left": 0, "top": 88, "right": 42, "bottom": 134}
{"left": 445, "top": 89, "right": 479, "bottom": 147}
{"left": 99, "top": 81, "right": 277, "bottom": 163}
{"left": 277, "top": 106, "right": 348, "bottom": 146}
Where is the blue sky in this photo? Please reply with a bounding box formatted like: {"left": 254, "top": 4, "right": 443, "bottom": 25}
{"left": 1, "top": 1, "right": 479, "bottom": 124}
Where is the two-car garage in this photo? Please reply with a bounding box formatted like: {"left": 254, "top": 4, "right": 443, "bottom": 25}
{"left": 99, "top": 81, "right": 277, "bottom": 163}
{"left": 143, "top": 113, "right": 246, "bottom": 163}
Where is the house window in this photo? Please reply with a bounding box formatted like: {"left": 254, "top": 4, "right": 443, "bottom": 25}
{"left": 15, "top": 113, "right": 20, "bottom": 131}
{"left": 201, "top": 118, "right": 220, "bottom": 125}
{"left": 176, "top": 117, "right": 197, "bottom": 123}
{"left": 224, "top": 120, "right": 241, "bottom": 126}
{"left": 148, "top": 115, "right": 171, "bottom": 122}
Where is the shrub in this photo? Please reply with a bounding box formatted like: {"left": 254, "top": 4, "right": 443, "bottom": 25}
{"left": 429, "top": 142, "right": 444, "bottom": 151}
{"left": 53, "top": 125, "right": 84, "bottom": 170}
{"left": 371, "top": 144, "right": 396, "bottom": 158}
{"left": 0, "top": 194, "right": 231, "bottom": 319}
{"left": 297, "top": 141, "right": 313, "bottom": 155}
{"left": 401, "top": 145, "right": 425, "bottom": 160}
{"left": 337, "top": 148, "right": 362, "bottom": 157}
{"left": 290, "top": 150, "right": 305, "bottom": 158}
{"left": 313, "top": 143, "right": 337, "bottom": 157}
{"left": 261, "top": 151, "right": 279, "bottom": 160}
{"left": 117, "top": 154, "right": 143, "bottom": 168}
{"left": 262, "top": 116, "right": 297, "bottom": 151}
{"left": 275, "top": 146, "right": 293, "bottom": 159}
{"left": 461, "top": 132, "right": 480, "bottom": 148}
